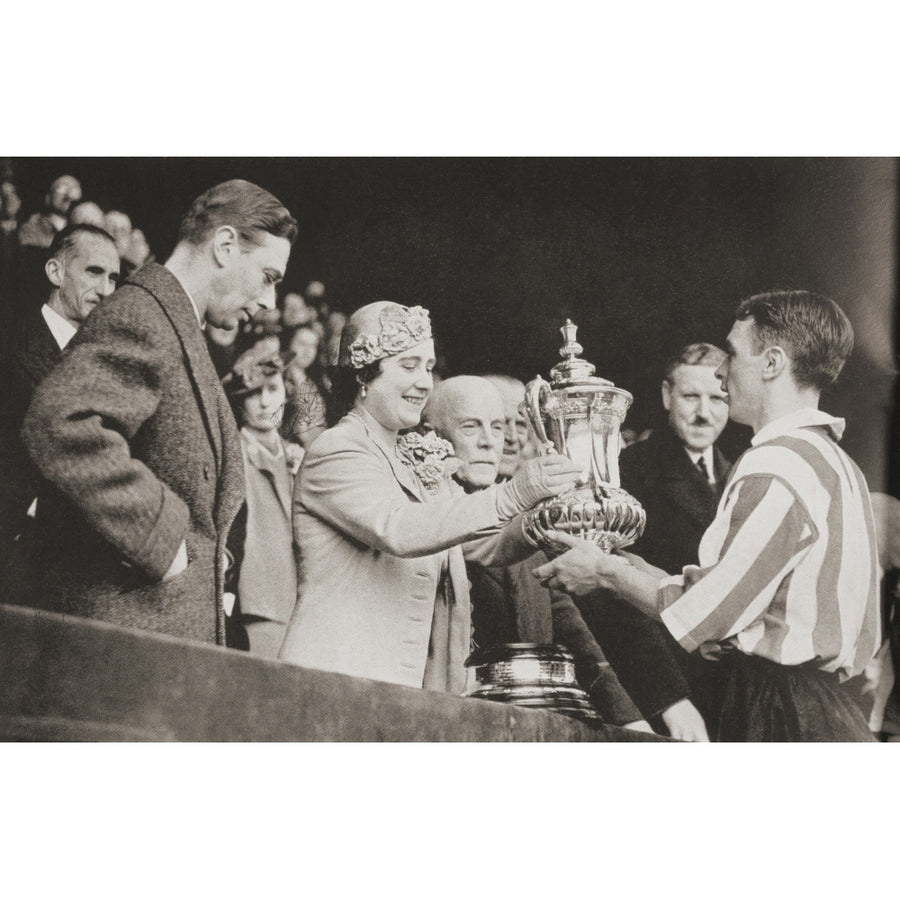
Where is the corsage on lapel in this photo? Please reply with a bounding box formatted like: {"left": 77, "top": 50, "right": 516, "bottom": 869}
{"left": 396, "top": 427, "right": 460, "bottom": 497}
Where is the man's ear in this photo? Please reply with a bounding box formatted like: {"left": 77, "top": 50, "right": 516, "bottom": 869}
{"left": 661, "top": 379, "right": 672, "bottom": 411}
{"left": 211, "top": 225, "right": 239, "bottom": 267}
{"left": 45, "top": 256, "right": 63, "bottom": 287}
{"left": 762, "top": 345, "right": 787, "bottom": 381}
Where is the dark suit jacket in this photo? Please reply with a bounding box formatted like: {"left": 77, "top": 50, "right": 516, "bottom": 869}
{"left": 577, "top": 426, "right": 731, "bottom": 720}
{"left": 468, "top": 552, "right": 644, "bottom": 726}
{"left": 21, "top": 263, "right": 245, "bottom": 644}
{"left": 0, "top": 305, "right": 61, "bottom": 547}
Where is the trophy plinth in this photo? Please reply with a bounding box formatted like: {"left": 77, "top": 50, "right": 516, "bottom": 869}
{"left": 464, "top": 643, "right": 602, "bottom": 723}
{"left": 521, "top": 319, "right": 645, "bottom": 554}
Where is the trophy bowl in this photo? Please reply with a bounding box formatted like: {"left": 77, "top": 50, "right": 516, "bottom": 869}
{"left": 521, "top": 319, "right": 645, "bottom": 554}
{"left": 464, "top": 643, "right": 602, "bottom": 723}
{"left": 522, "top": 483, "right": 646, "bottom": 554}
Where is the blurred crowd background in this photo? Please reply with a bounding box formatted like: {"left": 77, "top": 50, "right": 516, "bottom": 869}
{"left": 1, "top": 157, "right": 896, "bottom": 488}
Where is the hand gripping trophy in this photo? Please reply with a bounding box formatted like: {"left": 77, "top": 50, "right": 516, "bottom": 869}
{"left": 521, "top": 319, "right": 645, "bottom": 554}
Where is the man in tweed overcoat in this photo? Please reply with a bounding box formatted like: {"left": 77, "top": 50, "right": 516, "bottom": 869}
{"left": 20, "top": 180, "right": 297, "bottom": 644}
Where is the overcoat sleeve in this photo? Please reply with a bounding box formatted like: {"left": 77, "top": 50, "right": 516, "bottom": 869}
{"left": 462, "top": 513, "right": 534, "bottom": 567}
{"left": 298, "top": 440, "right": 508, "bottom": 558}
{"left": 21, "top": 289, "right": 189, "bottom": 580}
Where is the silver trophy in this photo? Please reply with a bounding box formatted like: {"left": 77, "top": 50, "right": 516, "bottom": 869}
{"left": 521, "top": 319, "right": 645, "bottom": 553}
{"left": 464, "top": 643, "right": 602, "bottom": 723}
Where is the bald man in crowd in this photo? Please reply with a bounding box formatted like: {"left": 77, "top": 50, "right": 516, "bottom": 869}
{"left": 19, "top": 175, "right": 82, "bottom": 248}
{"left": 425, "top": 375, "right": 651, "bottom": 731}
{"left": 68, "top": 200, "right": 107, "bottom": 228}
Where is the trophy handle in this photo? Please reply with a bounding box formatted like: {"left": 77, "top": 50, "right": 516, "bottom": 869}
{"left": 522, "top": 376, "right": 557, "bottom": 455}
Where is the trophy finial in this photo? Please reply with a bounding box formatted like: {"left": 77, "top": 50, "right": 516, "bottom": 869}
{"left": 550, "top": 319, "right": 602, "bottom": 385}
{"left": 559, "top": 319, "right": 583, "bottom": 361}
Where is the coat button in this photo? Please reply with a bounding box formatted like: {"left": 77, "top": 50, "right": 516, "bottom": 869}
{"left": 203, "top": 464, "right": 211, "bottom": 480}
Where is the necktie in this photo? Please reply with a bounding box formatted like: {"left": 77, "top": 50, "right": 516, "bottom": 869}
{"left": 696, "top": 455, "right": 712, "bottom": 484}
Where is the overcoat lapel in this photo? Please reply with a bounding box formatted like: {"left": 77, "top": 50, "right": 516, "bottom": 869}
{"left": 18, "top": 309, "right": 62, "bottom": 388}
{"left": 243, "top": 437, "right": 292, "bottom": 520}
{"left": 350, "top": 412, "right": 426, "bottom": 502}
{"left": 655, "top": 430, "right": 718, "bottom": 530}
{"left": 124, "top": 263, "right": 224, "bottom": 470}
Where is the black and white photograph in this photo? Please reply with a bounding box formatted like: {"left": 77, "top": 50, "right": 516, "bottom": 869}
{"left": 3, "top": 4, "right": 896, "bottom": 897}
{"left": 1, "top": 156, "right": 896, "bottom": 745}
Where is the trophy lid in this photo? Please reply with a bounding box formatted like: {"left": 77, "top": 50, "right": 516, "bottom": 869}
{"left": 549, "top": 319, "right": 614, "bottom": 388}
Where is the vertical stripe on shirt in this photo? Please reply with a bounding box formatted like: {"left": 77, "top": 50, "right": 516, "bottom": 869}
{"left": 657, "top": 423, "right": 880, "bottom": 678}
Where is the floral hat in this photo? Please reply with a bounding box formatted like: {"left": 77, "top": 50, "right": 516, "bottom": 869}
{"left": 339, "top": 301, "right": 433, "bottom": 369}
{"left": 222, "top": 345, "right": 295, "bottom": 398}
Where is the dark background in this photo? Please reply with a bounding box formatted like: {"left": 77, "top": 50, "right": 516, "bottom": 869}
{"left": 10, "top": 157, "right": 897, "bottom": 484}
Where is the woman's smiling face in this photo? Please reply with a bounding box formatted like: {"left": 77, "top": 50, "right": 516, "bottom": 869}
{"left": 359, "top": 339, "right": 436, "bottom": 433}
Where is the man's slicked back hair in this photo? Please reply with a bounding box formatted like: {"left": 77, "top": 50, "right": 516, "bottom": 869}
{"left": 663, "top": 342, "right": 727, "bottom": 383}
{"left": 735, "top": 289, "right": 854, "bottom": 391}
{"left": 48, "top": 223, "right": 117, "bottom": 264}
{"left": 177, "top": 179, "right": 298, "bottom": 248}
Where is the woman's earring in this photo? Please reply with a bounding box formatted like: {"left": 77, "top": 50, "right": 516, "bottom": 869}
{"left": 360, "top": 383, "right": 367, "bottom": 398}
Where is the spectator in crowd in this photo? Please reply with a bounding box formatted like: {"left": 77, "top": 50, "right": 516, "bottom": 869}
{"left": 278, "top": 301, "right": 582, "bottom": 692}
{"left": 576, "top": 343, "right": 732, "bottom": 741}
{"left": 305, "top": 280, "right": 347, "bottom": 371}
{"left": 281, "top": 323, "right": 329, "bottom": 447}
{"left": 20, "top": 180, "right": 297, "bottom": 645}
{"left": 425, "top": 375, "right": 652, "bottom": 730}
{"left": 482, "top": 374, "right": 533, "bottom": 477}
{"left": 123, "top": 228, "right": 152, "bottom": 272}
{"left": 535, "top": 290, "right": 882, "bottom": 741}
{"left": 103, "top": 209, "right": 140, "bottom": 278}
{"left": 207, "top": 305, "right": 282, "bottom": 379}
{"left": 223, "top": 346, "right": 303, "bottom": 657}
{"left": 18, "top": 174, "right": 82, "bottom": 248}
{"left": 0, "top": 172, "right": 22, "bottom": 309}
{"left": 305, "top": 279, "right": 327, "bottom": 316}
{"left": 103, "top": 210, "right": 132, "bottom": 257}
{"left": 67, "top": 200, "right": 106, "bottom": 228}
{"left": 1, "top": 177, "right": 21, "bottom": 237}
{"left": 282, "top": 290, "right": 317, "bottom": 328}
{"left": 321, "top": 309, "right": 347, "bottom": 370}
{"left": 0, "top": 224, "right": 120, "bottom": 592}
{"left": 14, "top": 174, "right": 84, "bottom": 306}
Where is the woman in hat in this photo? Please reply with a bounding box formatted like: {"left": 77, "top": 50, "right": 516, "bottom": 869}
{"left": 223, "top": 345, "right": 304, "bottom": 657}
{"left": 280, "top": 322, "right": 331, "bottom": 449}
{"left": 278, "top": 301, "right": 581, "bottom": 692}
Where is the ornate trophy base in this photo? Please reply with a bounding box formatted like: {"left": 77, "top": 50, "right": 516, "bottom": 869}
{"left": 464, "top": 643, "right": 602, "bottom": 723}
{"left": 521, "top": 484, "right": 646, "bottom": 554}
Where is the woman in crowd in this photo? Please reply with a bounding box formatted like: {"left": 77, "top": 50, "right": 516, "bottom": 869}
{"left": 224, "top": 346, "right": 304, "bottom": 657}
{"left": 281, "top": 323, "right": 330, "bottom": 447}
{"left": 279, "top": 301, "right": 581, "bottom": 692}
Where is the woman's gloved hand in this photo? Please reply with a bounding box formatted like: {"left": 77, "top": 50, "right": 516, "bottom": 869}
{"left": 496, "top": 453, "right": 583, "bottom": 519}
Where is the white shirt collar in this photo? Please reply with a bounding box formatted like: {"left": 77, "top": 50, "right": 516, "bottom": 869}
{"left": 41, "top": 303, "right": 78, "bottom": 349}
{"left": 164, "top": 266, "right": 203, "bottom": 327}
{"left": 752, "top": 407, "right": 845, "bottom": 446}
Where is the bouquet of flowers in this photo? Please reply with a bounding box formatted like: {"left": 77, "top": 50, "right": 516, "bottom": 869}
{"left": 396, "top": 427, "right": 460, "bottom": 496}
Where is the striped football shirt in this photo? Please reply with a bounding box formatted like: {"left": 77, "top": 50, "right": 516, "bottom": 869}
{"left": 657, "top": 408, "right": 881, "bottom": 678}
